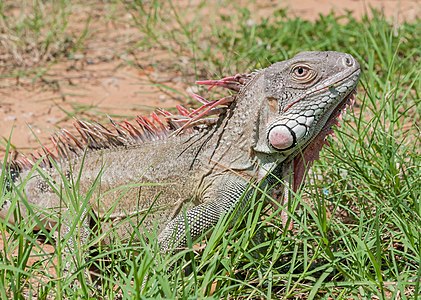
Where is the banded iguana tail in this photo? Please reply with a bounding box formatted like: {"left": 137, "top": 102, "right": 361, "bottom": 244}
{"left": 0, "top": 51, "right": 360, "bottom": 253}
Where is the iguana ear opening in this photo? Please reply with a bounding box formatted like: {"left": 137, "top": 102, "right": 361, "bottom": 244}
{"left": 266, "top": 96, "right": 280, "bottom": 113}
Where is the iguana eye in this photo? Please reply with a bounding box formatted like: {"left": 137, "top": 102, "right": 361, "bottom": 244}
{"left": 291, "top": 64, "right": 315, "bottom": 83}
{"left": 294, "top": 66, "right": 307, "bottom": 77}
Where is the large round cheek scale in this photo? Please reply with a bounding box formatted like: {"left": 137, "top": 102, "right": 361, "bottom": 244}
{"left": 268, "top": 125, "right": 295, "bottom": 150}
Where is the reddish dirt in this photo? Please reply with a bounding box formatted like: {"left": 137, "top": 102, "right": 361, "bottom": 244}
{"left": 279, "top": 0, "right": 419, "bottom": 22}
{"left": 0, "top": 59, "right": 187, "bottom": 153}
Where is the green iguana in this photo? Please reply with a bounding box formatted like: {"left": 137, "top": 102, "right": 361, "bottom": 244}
{"left": 0, "top": 51, "right": 360, "bottom": 254}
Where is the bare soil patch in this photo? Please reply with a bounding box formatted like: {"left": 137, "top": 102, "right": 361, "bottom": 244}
{"left": 279, "top": 0, "right": 419, "bottom": 22}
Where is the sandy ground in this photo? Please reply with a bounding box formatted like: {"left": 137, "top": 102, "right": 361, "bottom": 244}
{"left": 0, "top": 0, "right": 419, "bottom": 295}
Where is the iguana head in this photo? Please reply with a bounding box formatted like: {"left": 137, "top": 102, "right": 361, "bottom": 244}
{"left": 196, "top": 51, "right": 360, "bottom": 189}
{"left": 262, "top": 51, "right": 360, "bottom": 153}
{"left": 258, "top": 51, "right": 361, "bottom": 189}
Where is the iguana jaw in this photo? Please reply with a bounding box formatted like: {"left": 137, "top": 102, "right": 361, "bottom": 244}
{"left": 292, "top": 88, "right": 357, "bottom": 192}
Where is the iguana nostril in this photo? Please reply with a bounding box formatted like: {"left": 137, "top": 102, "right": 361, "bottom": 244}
{"left": 344, "top": 56, "right": 353, "bottom": 67}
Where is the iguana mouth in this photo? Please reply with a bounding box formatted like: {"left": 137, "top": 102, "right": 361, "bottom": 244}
{"left": 292, "top": 89, "right": 357, "bottom": 192}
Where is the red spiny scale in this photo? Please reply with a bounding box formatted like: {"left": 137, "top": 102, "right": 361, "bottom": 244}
{"left": 236, "top": 73, "right": 254, "bottom": 84}
{"left": 196, "top": 72, "right": 257, "bottom": 91}
{"left": 120, "top": 121, "right": 144, "bottom": 141}
{"left": 172, "top": 96, "right": 233, "bottom": 135}
{"left": 172, "top": 118, "right": 190, "bottom": 126}
{"left": 148, "top": 112, "right": 167, "bottom": 138}
{"left": 166, "top": 120, "right": 182, "bottom": 130}
{"left": 77, "top": 119, "right": 90, "bottom": 131}
{"left": 142, "top": 116, "right": 160, "bottom": 135}
{"left": 176, "top": 105, "right": 191, "bottom": 116}
{"left": 37, "top": 149, "right": 54, "bottom": 168}
{"left": 30, "top": 151, "right": 41, "bottom": 164}
{"left": 56, "top": 131, "right": 80, "bottom": 155}
{"left": 164, "top": 114, "right": 190, "bottom": 127}
{"left": 51, "top": 134, "right": 67, "bottom": 159}
{"left": 136, "top": 116, "right": 156, "bottom": 140}
{"left": 201, "top": 107, "right": 227, "bottom": 117}
{"left": 50, "top": 134, "right": 60, "bottom": 155}
{"left": 42, "top": 146, "right": 57, "bottom": 163}
{"left": 9, "top": 160, "right": 20, "bottom": 171}
{"left": 40, "top": 150, "right": 50, "bottom": 166}
{"left": 42, "top": 156, "right": 51, "bottom": 168}
{"left": 160, "top": 112, "right": 191, "bottom": 129}
{"left": 156, "top": 109, "right": 181, "bottom": 130}
{"left": 77, "top": 124, "right": 102, "bottom": 148}
{"left": 151, "top": 112, "right": 165, "bottom": 127}
{"left": 189, "top": 92, "right": 210, "bottom": 105}
{"left": 157, "top": 108, "right": 182, "bottom": 123}
{"left": 187, "top": 95, "right": 222, "bottom": 117}
{"left": 88, "top": 122, "right": 113, "bottom": 140}
{"left": 75, "top": 119, "right": 105, "bottom": 147}
{"left": 150, "top": 112, "right": 168, "bottom": 138}
{"left": 79, "top": 124, "right": 103, "bottom": 149}
{"left": 100, "top": 122, "right": 129, "bottom": 145}
{"left": 57, "top": 134, "right": 72, "bottom": 157}
{"left": 134, "top": 116, "right": 148, "bottom": 132}
{"left": 95, "top": 121, "right": 114, "bottom": 136}
{"left": 12, "top": 160, "right": 20, "bottom": 170}
{"left": 31, "top": 150, "right": 46, "bottom": 167}
{"left": 187, "top": 103, "right": 210, "bottom": 117}
{"left": 14, "top": 160, "right": 23, "bottom": 170}
{"left": 86, "top": 121, "right": 111, "bottom": 141}
{"left": 74, "top": 121, "right": 89, "bottom": 144}
{"left": 137, "top": 116, "right": 153, "bottom": 133}
{"left": 156, "top": 108, "right": 172, "bottom": 117}
{"left": 61, "top": 129, "right": 84, "bottom": 150}
{"left": 22, "top": 156, "right": 32, "bottom": 168}
{"left": 60, "top": 131, "right": 78, "bottom": 152}
{"left": 108, "top": 117, "right": 123, "bottom": 136}
{"left": 196, "top": 75, "right": 242, "bottom": 91}
{"left": 176, "top": 117, "right": 219, "bottom": 130}
{"left": 15, "top": 156, "right": 31, "bottom": 170}
{"left": 108, "top": 118, "right": 133, "bottom": 144}
{"left": 188, "top": 96, "right": 232, "bottom": 119}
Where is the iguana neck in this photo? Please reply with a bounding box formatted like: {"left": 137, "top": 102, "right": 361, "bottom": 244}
{"left": 204, "top": 73, "right": 270, "bottom": 171}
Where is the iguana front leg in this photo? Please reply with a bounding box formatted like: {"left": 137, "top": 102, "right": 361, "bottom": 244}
{"left": 158, "top": 176, "right": 250, "bottom": 252}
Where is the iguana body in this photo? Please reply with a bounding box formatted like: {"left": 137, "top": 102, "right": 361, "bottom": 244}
{"left": 0, "top": 51, "right": 360, "bottom": 252}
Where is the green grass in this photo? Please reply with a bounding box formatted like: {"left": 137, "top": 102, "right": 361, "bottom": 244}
{"left": 0, "top": 1, "right": 420, "bottom": 299}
